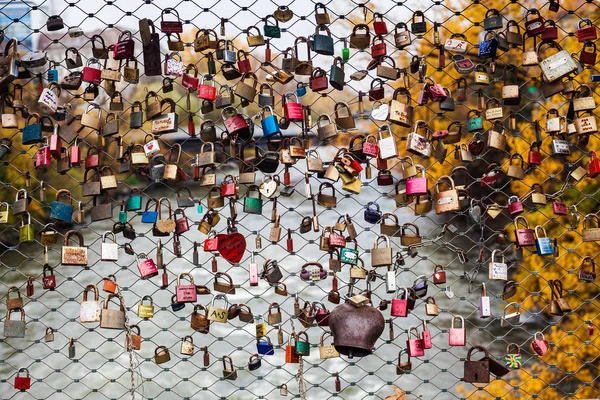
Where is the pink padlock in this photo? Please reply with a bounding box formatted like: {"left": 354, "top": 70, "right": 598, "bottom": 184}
{"left": 137, "top": 253, "right": 158, "bottom": 279}
{"left": 176, "top": 272, "right": 197, "bottom": 303}
{"left": 422, "top": 320, "right": 432, "bottom": 349}
{"left": 406, "top": 165, "right": 428, "bottom": 196}
{"left": 249, "top": 254, "right": 258, "bottom": 286}
{"left": 425, "top": 77, "right": 447, "bottom": 102}
{"left": 531, "top": 332, "right": 549, "bottom": 356}
{"left": 36, "top": 142, "right": 52, "bottom": 169}
{"left": 391, "top": 287, "right": 409, "bottom": 317}
{"left": 448, "top": 315, "right": 466, "bottom": 346}
{"left": 508, "top": 196, "right": 524, "bottom": 216}
{"left": 203, "top": 231, "right": 219, "bottom": 252}
{"left": 406, "top": 326, "right": 425, "bottom": 357}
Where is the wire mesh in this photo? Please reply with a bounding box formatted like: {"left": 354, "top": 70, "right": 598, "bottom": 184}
{"left": 0, "top": 0, "right": 599, "bottom": 399}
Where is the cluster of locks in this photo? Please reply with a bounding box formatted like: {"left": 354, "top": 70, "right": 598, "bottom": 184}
{"left": 2, "top": 0, "right": 600, "bottom": 396}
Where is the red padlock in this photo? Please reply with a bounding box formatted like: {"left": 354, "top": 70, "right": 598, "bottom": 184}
{"left": 528, "top": 143, "right": 542, "bottom": 165}
{"left": 70, "top": 139, "right": 81, "bottom": 167}
{"left": 373, "top": 12, "right": 388, "bottom": 35}
{"left": 198, "top": 74, "right": 216, "bottom": 101}
{"left": 576, "top": 18, "right": 597, "bottom": 42}
{"left": 285, "top": 341, "right": 300, "bottom": 363}
{"left": 514, "top": 216, "right": 535, "bottom": 247}
{"left": 287, "top": 229, "right": 293, "bottom": 253}
{"left": 220, "top": 175, "right": 237, "bottom": 197}
{"left": 391, "top": 288, "right": 409, "bottom": 317}
{"left": 371, "top": 35, "right": 387, "bottom": 58}
{"left": 508, "top": 196, "right": 524, "bottom": 215}
{"left": 176, "top": 272, "right": 197, "bottom": 303}
{"left": 313, "top": 302, "right": 330, "bottom": 326}
{"left": 284, "top": 92, "right": 304, "bottom": 121}
{"left": 362, "top": 136, "right": 379, "bottom": 157}
{"left": 26, "top": 277, "right": 34, "bottom": 297}
{"left": 237, "top": 50, "right": 252, "bottom": 73}
{"left": 14, "top": 368, "right": 31, "bottom": 390}
{"left": 552, "top": 198, "right": 568, "bottom": 215}
{"left": 329, "top": 231, "right": 346, "bottom": 248}
{"left": 580, "top": 42, "right": 597, "bottom": 65}
{"left": 531, "top": 332, "right": 549, "bottom": 356}
{"left": 541, "top": 20, "right": 559, "bottom": 41}
{"left": 137, "top": 254, "right": 159, "bottom": 279}
{"left": 422, "top": 320, "right": 432, "bottom": 349}
{"left": 309, "top": 67, "right": 328, "bottom": 92}
{"left": 82, "top": 58, "right": 102, "bottom": 84}
{"left": 432, "top": 264, "right": 446, "bottom": 284}
{"left": 406, "top": 326, "right": 425, "bottom": 357}
{"left": 42, "top": 265, "right": 56, "bottom": 289}
{"left": 524, "top": 9, "right": 545, "bottom": 36}
{"left": 181, "top": 64, "right": 199, "bottom": 90}
{"left": 85, "top": 147, "right": 100, "bottom": 170}
{"left": 204, "top": 232, "right": 219, "bottom": 252}
{"left": 222, "top": 107, "right": 251, "bottom": 139}
{"left": 589, "top": 150, "right": 600, "bottom": 178}
{"left": 174, "top": 209, "right": 190, "bottom": 234}
{"left": 425, "top": 77, "right": 447, "bottom": 102}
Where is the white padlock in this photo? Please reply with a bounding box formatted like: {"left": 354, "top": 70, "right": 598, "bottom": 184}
{"left": 101, "top": 231, "right": 119, "bottom": 261}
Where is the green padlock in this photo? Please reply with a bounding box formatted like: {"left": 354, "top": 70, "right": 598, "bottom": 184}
{"left": 341, "top": 38, "right": 350, "bottom": 61}
{"left": 295, "top": 331, "right": 310, "bottom": 356}
{"left": 126, "top": 188, "right": 142, "bottom": 211}
{"left": 19, "top": 213, "right": 34, "bottom": 243}
{"left": 243, "top": 185, "right": 263, "bottom": 214}
{"left": 340, "top": 240, "right": 359, "bottom": 264}
{"left": 467, "top": 110, "right": 483, "bottom": 132}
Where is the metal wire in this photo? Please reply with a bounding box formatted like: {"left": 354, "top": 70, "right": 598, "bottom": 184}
{"left": 0, "top": 0, "right": 599, "bottom": 399}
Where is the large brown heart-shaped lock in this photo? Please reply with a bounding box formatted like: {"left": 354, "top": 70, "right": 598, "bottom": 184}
{"left": 217, "top": 233, "right": 246, "bottom": 264}
{"left": 468, "top": 138, "right": 485, "bottom": 156}
{"left": 259, "top": 177, "right": 278, "bottom": 198}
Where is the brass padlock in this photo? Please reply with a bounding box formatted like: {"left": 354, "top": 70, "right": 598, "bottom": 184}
{"left": 180, "top": 336, "right": 194, "bottom": 355}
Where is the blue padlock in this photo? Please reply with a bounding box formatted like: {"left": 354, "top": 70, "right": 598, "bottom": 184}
{"left": 364, "top": 201, "right": 382, "bottom": 224}
{"left": 50, "top": 189, "right": 74, "bottom": 222}
{"left": 260, "top": 105, "right": 280, "bottom": 137}
{"left": 296, "top": 82, "right": 307, "bottom": 97}
{"left": 22, "top": 114, "right": 43, "bottom": 145}
{"left": 256, "top": 337, "right": 275, "bottom": 355}
{"left": 478, "top": 31, "right": 498, "bottom": 58}
{"left": 535, "top": 226, "right": 554, "bottom": 256}
{"left": 141, "top": 198, "right": 158, "bottom": 223}
{"left": 47, "top": 61, "right": 59, "bottom": 83}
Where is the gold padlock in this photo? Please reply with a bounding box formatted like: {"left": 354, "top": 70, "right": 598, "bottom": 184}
{"left": 180, "top": 336, "right": 194, "bottom": 355}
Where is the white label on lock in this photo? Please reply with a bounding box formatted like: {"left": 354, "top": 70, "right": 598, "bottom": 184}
{"left": 437, "top": 196, "right": 453, "bottom": 205}
{"left": 144, "top": 140, "right": 160, "bottom": 156}
{"left": 547, "top": 56, "right": 568, "bottom": 70}
{"left": 489, "top": 262, "right": 508, "bottom": 280}
{"left": 386, "top": 271, "right": 396, "bottom": 293}
{"left": 476, "top": 73, "right": 489, "bottom": 83}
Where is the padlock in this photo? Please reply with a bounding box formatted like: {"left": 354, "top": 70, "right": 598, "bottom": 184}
{"left": 489, "top": 249, "right": 508, "bottom": 280}
{"left": 578, "top": 257, "right": 597, "bottom": 281}
{"left": 136, "top": 253, "right": 158, "bottom": 279}
{"left": 433, "top": 264, "right": 446, "bottom": 284}
{"left": 154, "top": 346, "right": 171, "bottom": 364}
{"left": 364, "top": 201, "right": 382, "bottom": 224}
{"left": 208, "top": 294, "right": 229, "bottom": 323}
{"left": 371, "top": 235, "right": 393, "bottom": 267}
{"left": 14, "top": 368, "right": 31, "bottom": 390}
{"left": 531, "top": 332, "right": 549, "bottom": 356}
{"left": 137, "top": 295, "right": 155, "bottom": 318}
{"left": 406, "top": 326, "right": 425, "bottom": 357}
{"left": 480, "top": 283, "right": 491, "bottom": 318}
{"left": 464, "top": 346, "right": 491, "bottom": 383}
{"left": 176, "top": 272, "right": 197, "bottom": 303}
{"left": 448, "top": 315, "right": 466, "bottom": 346}
{"left": 391, "top": 287, "right": 409, "bottom": 317}
{"left": 425, "top": 297, "right": 439, "bottom": 316}
{"left": 501, "top": 302, "right": 521, "bottom": 327}
{"left": 406, "top": 165, "right": 428, "bottom": 196}
{"left": 295, "top": 331, "right": 310, "bottom": 356}
{"left": 514, "top": 216, "right": 535, "bottom": 247}
{"left": 505, "top": 344, "right": 522, "bottom": 369}
{"left": 534, "top": 226, "right": 554, "bottom": 256}
{"left": 177, "top": 336, "right": 194, "bottom": 356}
{"left": 100, "top": 294, "right": 126, "bottom": 329}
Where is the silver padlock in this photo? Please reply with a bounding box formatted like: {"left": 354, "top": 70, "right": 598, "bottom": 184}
{"left": 385, "top": 264, "right": 396, "bottom": 293}
{"left": 101, "top": 231, "right": 119, "bottom": 261}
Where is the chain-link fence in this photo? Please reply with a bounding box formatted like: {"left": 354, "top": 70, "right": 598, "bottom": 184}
{"left": 0, "top": 0, "right": 599, "bottom": 399}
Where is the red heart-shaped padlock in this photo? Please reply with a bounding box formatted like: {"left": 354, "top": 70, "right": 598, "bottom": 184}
{"left": 216, "top": 233, "right": 246, "bottom": 264}
{"left": 468, "top": 139, "right": 485, "bottom": 156}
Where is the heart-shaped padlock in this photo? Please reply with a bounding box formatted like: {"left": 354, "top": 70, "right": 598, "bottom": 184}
{"left": 216, "top": 233, "right": 247, "bottom": 264}
{"left": 259, "top": 176, "right": 279, "bottom": 198}
{"left": 371, "top": 102, "right": 390, "bottom": 121}
{"left": 468, "top": 138, "right": 485, "bottom": 156}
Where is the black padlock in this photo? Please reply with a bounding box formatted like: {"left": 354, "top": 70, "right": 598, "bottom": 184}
{"left": 130, "top": 101, "right": 143, "bottom": 129}
{"left": 207, "top": 52, "right": 216, "bottom": 75}
{"left": 46, "top": 15, "right": 64, "bottom": 31}
{"left": 411, "top": 11, "right": 427, "bottom": 34}
{"left": 329, "top": 57, "right": 345, "bottom": 90}
{"left": 162, "top": 77, "right": 173, "bottom": 93}
{"left": 171, "top": 295, "right": 185, "bottom": 311}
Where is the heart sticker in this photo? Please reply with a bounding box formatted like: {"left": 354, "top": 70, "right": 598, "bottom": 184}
{"left": 216, "top": 233, "right": 246, "bottom": 264}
